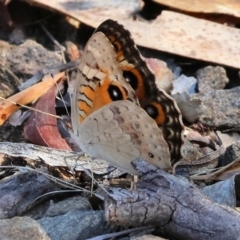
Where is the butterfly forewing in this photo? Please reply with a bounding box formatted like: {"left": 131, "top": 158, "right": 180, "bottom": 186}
{"left": 71, "top": 31, "right": 138, "bottom": 134}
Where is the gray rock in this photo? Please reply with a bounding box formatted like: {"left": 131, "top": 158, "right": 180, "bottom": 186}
{"left": 0, "top": 39, "right": 62, "bottom": 97}
{"left": 0, "top": 216, "right": 50, "bottom": 240}
{"left": 0, "top": 39, "right": 62, "bottom": 77}
{"left": 193, "top": 87, "right": 240, "bottom": 128}
{"left": 43, "top": 196, "right": 91, "bottom": 217}
{"left": 38, "top": 210, "right": 117, "bottom": 240}
{"left": 219, "top": 142, "right": 240, "bottom": 167}
{"left": 202, "top": 175, "right": 237, "bottom": 208}
{"left": 196, "top": 66, "right": 229, "bottom": 93}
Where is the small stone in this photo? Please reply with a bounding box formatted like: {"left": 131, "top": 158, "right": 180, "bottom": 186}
{"left": 146, "top": 58, "right": 174, "bottom": 93}
{"left": 219, "top": 142, "right": 240, "bottom": 167}
{"left": 196, "top": 66, "right": 229, "bottom": 93}
{"left": 172, "top": 74, "right": 197, "bottom": 95}
{"left": 0, "top": 217, "right": 50, "bottom": 240}
{"left": 65, "top": 41, "right": 81, "bottom": 61}
{"left": 9, "top": 28, "right": 26, "bottom": 44}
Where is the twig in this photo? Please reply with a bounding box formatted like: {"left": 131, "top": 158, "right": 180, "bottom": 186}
{"left": 86, "top": 226, "right": 155, "bottom": 240}
{"left": 40, "top": 24, "right": 65, "bottom": 52}
{"left": 18, "top": 60, "right": 80, "bottom": 91}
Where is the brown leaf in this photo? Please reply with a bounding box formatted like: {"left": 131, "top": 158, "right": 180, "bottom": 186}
{"left": 24, "top": 84, "right": 71, "bottom": 151}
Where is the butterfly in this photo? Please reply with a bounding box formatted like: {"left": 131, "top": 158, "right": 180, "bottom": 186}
{"left": 71, "top": 19, "right": 184, "bottom": 174}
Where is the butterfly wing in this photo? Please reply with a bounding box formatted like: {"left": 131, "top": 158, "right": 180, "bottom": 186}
{"left": 72, "top": 100, "right": 171, "bottom": 175}
{"left": 71, "top": 31, "right": 139, "bottom": 135}
{"left": 96, "top": 20, "right": 184, "bottom": 165}
{"left": 95, "top": 19, "right": 158, "bottom": 101}
{"left": 141, "top": 89, "right": 184, "bottom": 165}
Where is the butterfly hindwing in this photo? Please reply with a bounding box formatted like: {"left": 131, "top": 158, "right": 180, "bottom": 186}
{"left": 75, "top": 100, "right": 171, "bottom": 174}
{"left": 141, "top": 89, "right": 184, "bottom": 165}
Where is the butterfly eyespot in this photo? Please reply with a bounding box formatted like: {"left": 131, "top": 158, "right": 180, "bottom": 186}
{"left": 145, "top": 105, "right": 158, "bottom": 119}
{"left": 148, "top": 152, "right": 154, "bottom": 158}
{"left": 108, "top": 85, "right": 123, "bottom": 101}
{"left": 123, "top": 71, "right": 138, "bottom": 90}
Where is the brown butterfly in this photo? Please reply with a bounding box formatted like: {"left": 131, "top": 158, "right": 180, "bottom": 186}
{"left": 71, "top": 19, "right": 184, "bottom": 174}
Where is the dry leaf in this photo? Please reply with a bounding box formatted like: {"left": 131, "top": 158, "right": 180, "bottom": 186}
{"left": 0, "top": 72, "right": 64, "bottom": 125}
{"left": 213, "top": 161, "right": 240, "bottom": 181}
{"left": 153, "top": 0, "right": 240, "bottom": 18}
{"left": 217, "top": 132, "right": 240, "bottom": 149}
{"left": 24, "top": 84, "right": 71, "bottom": 151}
{"left": 19, "top": 3, "right": 240, "bottom": 68}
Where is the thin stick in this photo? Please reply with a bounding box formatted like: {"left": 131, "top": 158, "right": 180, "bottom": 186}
{"left": 0, "top": 96, "right": 62, "bottom": 119}
{"left": 40, "top": 24, "right": 65, "bottom": 52}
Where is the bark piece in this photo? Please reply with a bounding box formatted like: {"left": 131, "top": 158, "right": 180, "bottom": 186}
{"left": 105, "top": 159, "right": 240, "bottom": 240}
{"left": 17, "top": 4, "right": 240, "bottom": 69}
{"left": 22, "top": 0, "right": 142, "bottom": 24}
{"left": 0, "top": 142, "right": 116, "bottom": 175}
{"left": 0, "top": 171, "right": 59, "bottom": 219}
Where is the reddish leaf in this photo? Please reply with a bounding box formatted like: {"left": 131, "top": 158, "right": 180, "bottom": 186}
{"left": 24, "top": 84, "right": 71, "bottom": 151}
